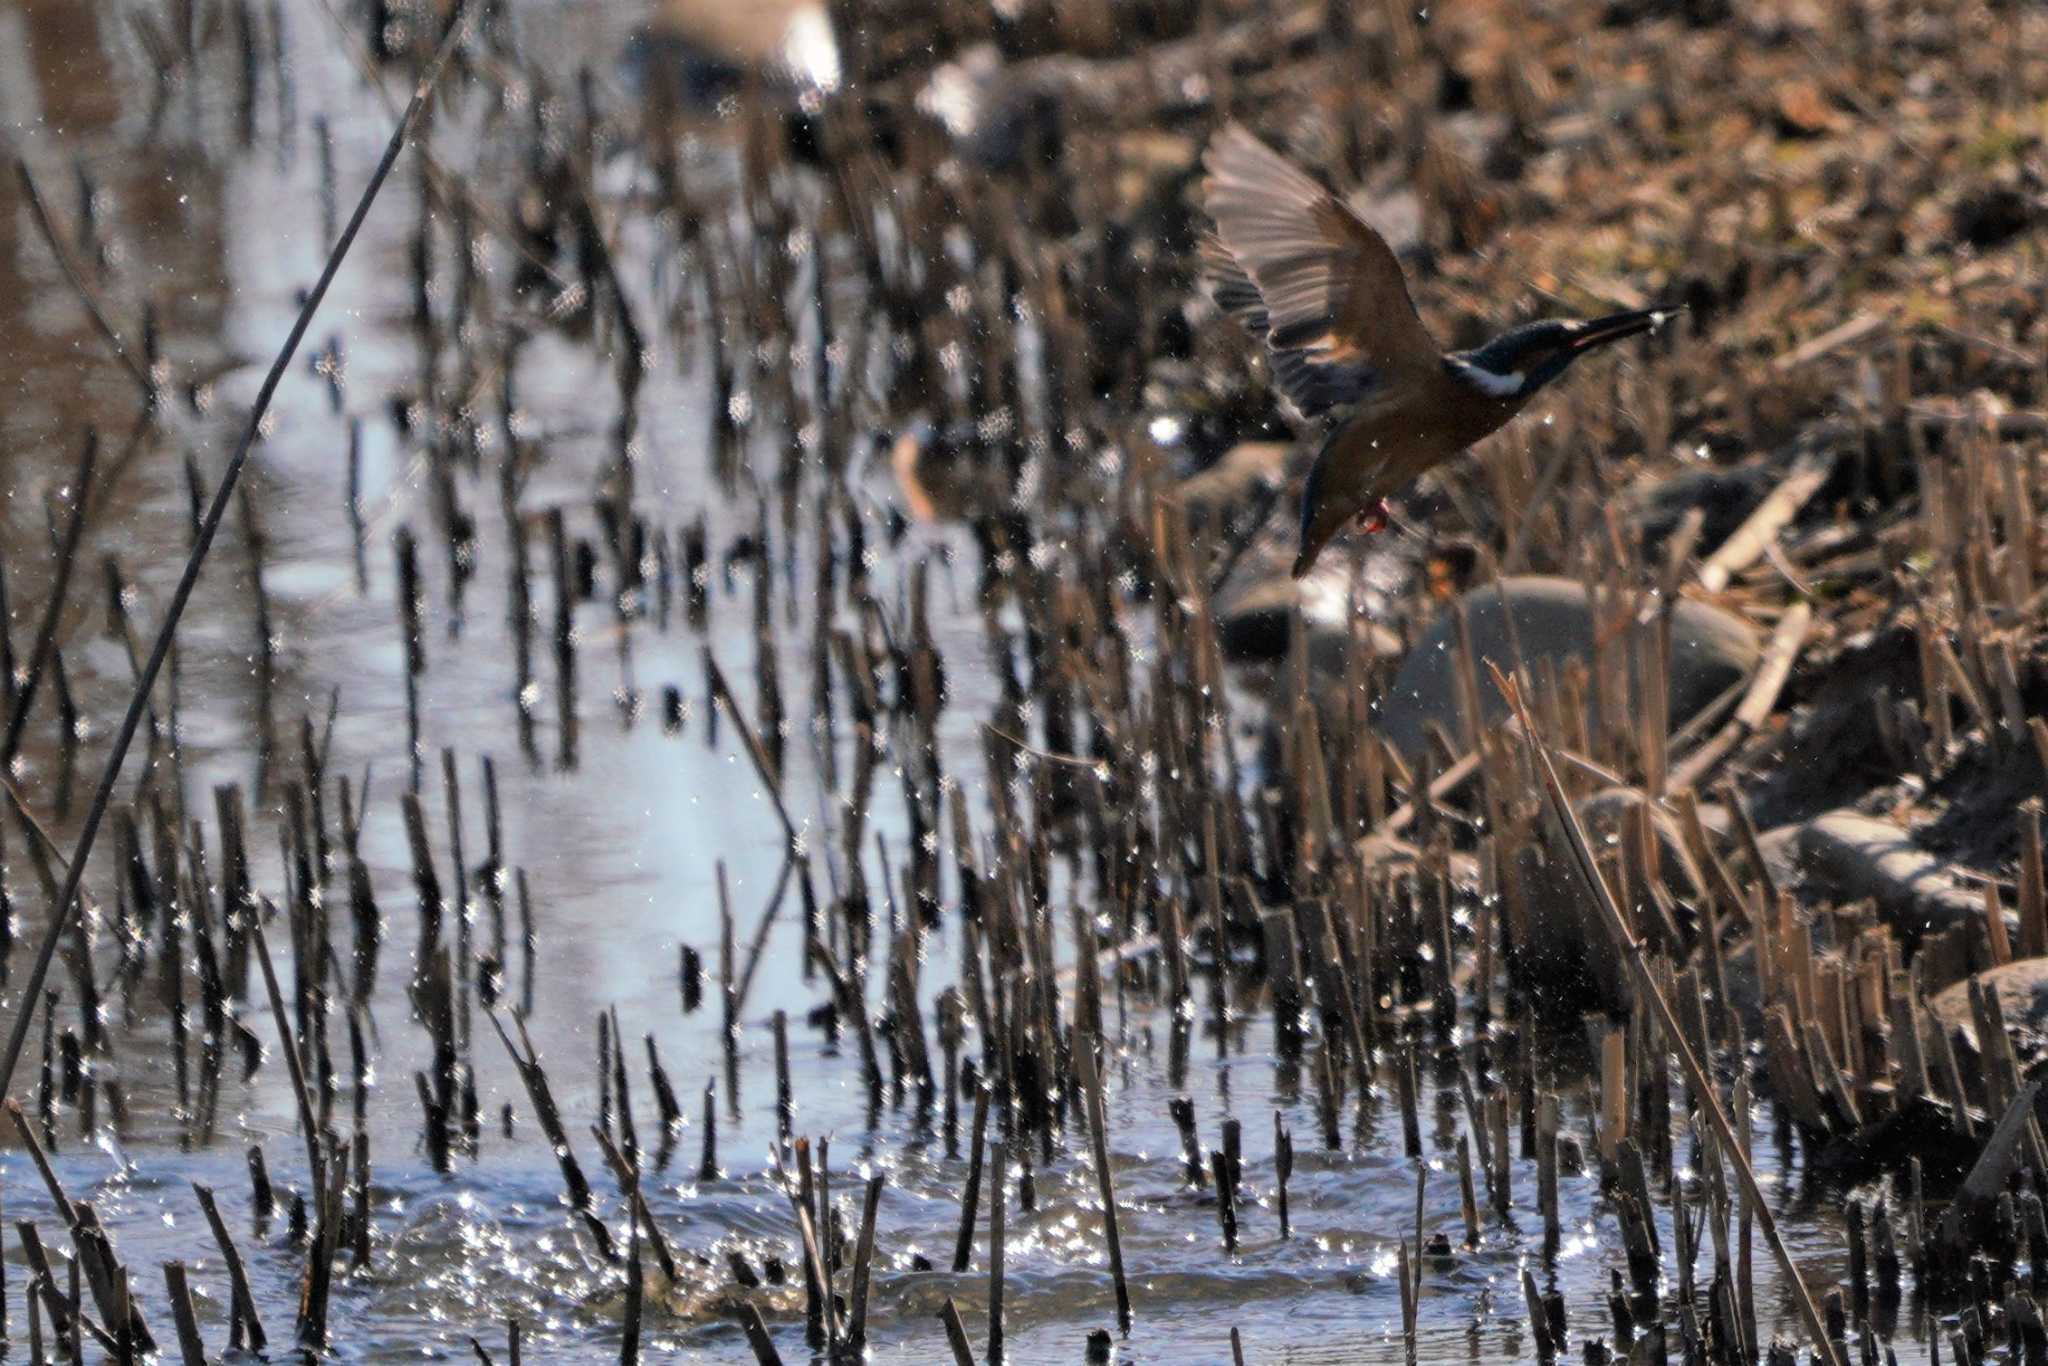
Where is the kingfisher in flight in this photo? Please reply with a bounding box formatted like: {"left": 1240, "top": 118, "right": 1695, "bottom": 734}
{"left": 1201, "top": 124, "right": 1679, "bottom": 577}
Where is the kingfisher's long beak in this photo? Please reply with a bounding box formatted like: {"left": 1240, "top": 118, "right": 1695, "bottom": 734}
{"left": 1569, "top": 304, "right": 1684, "bottom": 353}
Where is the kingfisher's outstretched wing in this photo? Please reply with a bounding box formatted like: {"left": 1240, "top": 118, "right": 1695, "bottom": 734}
{"left": 1200, "top": 235, "right": 1375, "bottom": 418}
{"left": 1202, "top": 124, "right": 1438, "bottom": 417}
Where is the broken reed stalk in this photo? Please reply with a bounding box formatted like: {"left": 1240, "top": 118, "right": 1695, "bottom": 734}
{"left": 489, "top": 1011, "right": 619, "bottom": 1263}
{"left": 296, "top": 1137, "right": 349, "bottom": 1350}
{"left": 1074, "top": 1039, "right": 1132, "bottom": 1336}
{"left": 1488, "top": 662, "right": 1842, "bottom": 1366}
{"left": 773, "top": 1142, "right": 839, "bottom": 1353}
{"left": 193, "top": 1184, "right": 266, "bottom": 1354}
{"left": 1212, "top": 1150, "right": 1238, "bottom": 1253}
{"left": 249, "top": 908, "right": 326, "bottom": 1196}
{"left": 953, "top": 1084, "right": 989, "bottom": 1272}
{"left": 0, "top": 3, "right": 477, "bottom": 1103}
{"left": 8, "top": 1100, "right": 155, "bottom": 1351}
{"left": 705, "top": 655, "right": 798, "bottom": 847}
{"left": 590, "top": 1124, "right": 677, "bottom": 1284}
{"left": 162, "top": 1262, "right": 205, "bottom": 1366}
{"left": 8, "top": 1098, "right": 75, "bottom": 1225}
{"left": 988, "top": 1139, "right": 1008, "bottom": 1365}
{"left": 938, "top": 1298, "right": 975, "bottom": 1366}
{"left": 1275, "top": 1111, "right": 1294, "bottom": 1241}
{"left": 847, "top": 1172, "right": 884, "bottom": 1352}
{"left": 738, "top": 1302, "right": 783, "bottom": 1365}
{"left": 19, "top": 1220, "right": 111, "bottom": 1354}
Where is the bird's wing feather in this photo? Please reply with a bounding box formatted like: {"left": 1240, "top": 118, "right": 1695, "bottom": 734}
{"left": 1202, "top": 124, "right": 1438, "bottom": 407}
{"left": 1200, "top": 233, "right": 1268, "bottom": 334}
{"left": 1201, "top": 235, "right": 1376, "bottom": 418}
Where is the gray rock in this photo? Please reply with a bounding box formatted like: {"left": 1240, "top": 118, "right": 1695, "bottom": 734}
{"left": 1795, "top": 811, "right": 1990, "bottom": 942}
{"left": 1513, "top": 787, "right": 1706, "bottom": 1012}
{"left": 1376, "top": 576, "right": 1759, "bottom": 759}
{"left": 1930, "top": 958, "right": 2048, "bottom": 1049}
{"left": 1625, "top": 462, "right": 1775, "bottom": 557}
{"left": 1214, "top": 558, "right": 1401, "bottom": 668}
{"left": 1752, "top": 822, "right": 1804, "bottom": 891}
{"left": 1176, "top": 441, "right": 1292, "bottom": 528}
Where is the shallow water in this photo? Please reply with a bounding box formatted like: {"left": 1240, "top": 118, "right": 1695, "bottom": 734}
{"left": 0, "top": 3, "right": 1931, "bottom": 1361}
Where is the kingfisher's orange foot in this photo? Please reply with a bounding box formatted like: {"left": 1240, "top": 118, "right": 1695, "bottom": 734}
{"left": 1356, "top": 499, "right": 1390, "bottom": 533}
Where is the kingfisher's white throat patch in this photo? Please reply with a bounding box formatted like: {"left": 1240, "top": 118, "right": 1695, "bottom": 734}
{"left": 1449, "top": 358, "right": 1525, "bottom": 397}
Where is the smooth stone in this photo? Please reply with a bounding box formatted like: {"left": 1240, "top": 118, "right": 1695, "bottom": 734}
{"left": 1214, "top": 550, "right": 1401, "bottom": 668}
{"left": 1753, "top": 822, "right": 1803, "bottom": 891}
{"left": 1626, "top": 462, "right": 1774, "bottom": 556}
{"left": 1930, "top": 958, "right": 2048, "bottom": 1048}
{"left": 1176, "top": 441, "right": 1291, "bottom": 526}
{"left": 1795, "top": 811, "right": 1989, "bottom": 942}
{"left": 1513, "top": 787, "right": 1706, "bottom": 1013}
{"left": 1376, "top": 575, "right": 1759, "bottom": 759}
